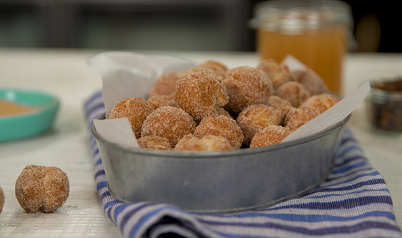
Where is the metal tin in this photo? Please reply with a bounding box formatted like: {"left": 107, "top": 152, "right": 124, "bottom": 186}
{"left": 92, "top": 113, "right": 349, "bottom": 214}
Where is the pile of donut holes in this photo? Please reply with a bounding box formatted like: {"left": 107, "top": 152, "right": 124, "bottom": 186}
{"left": 109, "top": 59, "right": 339, "bottom": 152}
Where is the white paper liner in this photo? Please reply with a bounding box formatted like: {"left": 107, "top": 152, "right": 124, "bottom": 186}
{"left": 89, "top": 52, "right": 369, "bottom": 147}
{"left": 282, "top": 81, "right": 370, "bottom": 142}
{"left": 280, "top": 55, "right": 370, "bottom": 142}
{"left": 88, "top": 52, "right": 196, "bottom": 118}
{"left": 88, "top": 52, "right": 196, "bottom": 146}
{"left": 93, "top": 118, "right": 139, "bottom": 148}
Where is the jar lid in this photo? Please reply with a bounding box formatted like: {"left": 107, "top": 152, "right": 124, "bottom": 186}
{"left": 249, "top": 0, "right": 352, "bottom": 32}
{"left": 369, "top": 79, "right": 402, "bottom": 102}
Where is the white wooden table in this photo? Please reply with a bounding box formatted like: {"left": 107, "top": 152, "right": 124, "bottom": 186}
{"left": 0, "top": 48, "right": 401, "bottom": 237}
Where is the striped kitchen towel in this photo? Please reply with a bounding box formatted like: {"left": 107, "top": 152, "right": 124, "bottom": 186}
{"left": 84, "top": 92, "right": 402, "bottom": 238}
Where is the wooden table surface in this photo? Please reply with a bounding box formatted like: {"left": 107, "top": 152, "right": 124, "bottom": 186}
{"left": 0, "top": 48, "right": 401, "bottom": 237}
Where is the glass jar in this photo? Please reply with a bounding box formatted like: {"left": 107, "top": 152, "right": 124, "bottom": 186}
{"left": 249, "top": 0, "right": 352, "bottom": 95}
{"left": 367, "top": 79, "right": 402, "bottom": 134}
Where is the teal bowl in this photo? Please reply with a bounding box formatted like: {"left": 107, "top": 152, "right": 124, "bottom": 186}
{"left": 0, "top": 89, "right": 60, "bottom": 142}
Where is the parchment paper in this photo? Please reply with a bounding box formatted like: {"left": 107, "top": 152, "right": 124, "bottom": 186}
{"left": 88, "top": 52, "right": 195, "bottom": 146}
{"left": 280, "top": 55, "right": 370, "bottom": 142}
{"left": 282, "top": 81, "right": 370, "bottom": 142}
{"left": 88, "top": 52, "right": 196, "bottom": 118}
{"left": 93, "top": 118, "right": 139, "bottom": 147}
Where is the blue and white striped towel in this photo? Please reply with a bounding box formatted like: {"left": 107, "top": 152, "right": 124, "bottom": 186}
{"left": 84, "top": 92, "right": 402, "bottom": 238}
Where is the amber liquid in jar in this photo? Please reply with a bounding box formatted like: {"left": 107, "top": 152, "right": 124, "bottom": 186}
{"left": 258, "top": 24, "right": 347, "bottom": 95}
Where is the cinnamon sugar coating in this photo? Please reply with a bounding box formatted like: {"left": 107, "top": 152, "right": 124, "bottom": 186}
{"left": 224, "top": 66, "right": 273, "bottom": 113}
{"left": 141, "top": 106, "right": 196, "bottom": 147}
{"left": 237, "top": 105, "right": 281, "bottom": 146}
{"left": 175, "top": 67, "right": 228, "bottom": 121}
{"left": 300, "top": 93, "right": 340, "bottom": 113}
{"left": 276, "top": 81, "right": 310, "bottom": 107}
{"left": 0, "top": 187, "right": 4, "bottom": 214}
{"left": 291, "top": 69, "right": 327, "bottom": 96}
{"left": 284, "top": 106, "right": 321, "bottom": 131}
{"left": 137, "top": 136, "right": 172, "bottom": 150}
{"left": 257, "top": 59, "right": 292, "bottom": 89}
{"left": 194, "top": 115, "right": 243, "bottom": 149}
{"left": 148, "top": 71, "right": 181, "bottom": 98}
{"left": 147, "top": 95, "right": 177, "bottom": 109}
{"left": 109, "top": 97, "right": 154, "bottom": 139}
{"left": 199, "top": 60, "right": 228, "bottom": 78}
{"left": 268, "top": 96, "right": 295, "bottom": 124}
{"left": 174, "top": 134, "right": 232, "bottom": 152}
{"left": 15, "top": 165, "right": 69, "bottom": 213}
{"left": 250, "top": 125, "right": 292, "bottom": 148}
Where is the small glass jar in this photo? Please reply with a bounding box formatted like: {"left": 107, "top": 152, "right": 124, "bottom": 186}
{"left": 367, "top": 79, "right": 402, "bottom": 134}
{"left": 249, "top": 0, "right": 353, "bottom": 95}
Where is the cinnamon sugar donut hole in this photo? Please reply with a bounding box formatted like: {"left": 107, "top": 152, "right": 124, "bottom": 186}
{"left": 201, "top": 135, "right": 233, "bottom": 151}
{"left": 291, "top": 69, "right": 327, "bottom": 96}
{"left": 137, "top": 136, "right": 172, "bottom": 150}
{"left": 174, "top": 134, "right": 232, "bottom": 152}
{"left": 148, "top": 71, "right": 181, "bottom": 98}
{"left": 147, "top": 95, "right": 177, "bottom": 109}
{"left": 217, "top": 108, "right": 234, "bottom": 119}
{"left": 175, "top": 67, "right": 228, "bottom": 121}
{"left": 0, "top": 187, "right": 4, "bottom": 214}
{"left": 199, "top": 60, "right": 228, "bottom": 78}
{"left": 284, "top": 106, "right": 320, "bottom": 131}
{"left": 174, "top": 134, "right": 205, "bottom": 151}
{"left": 300, "top": 93, "right": 340, "bottom": 113}
{"left": 141, "top": 106, "right": 196, "bottom": 147}
{"left": 276, "top": 81, "right": 310, "bottom": 108}
{"left": 194, "top": 115, "right": 243, "bottom": 149}
{"left": 15, "top": 165, "right": 69, "bottom": 213}
{"left": 257, "top": 59, "right": 292, "bottom": 89}
{"left": 267, "top": 96, "right": 295, "bottom": 124}
{"left": 224, "top": 66, "right": 273, "bottom": 113}
{"left": 250, "top": 125, "right": 292, "bottom": 148}
{"left": 237, "top": 105, "right": 281, "bottom": 146}
{"left": 109, "top": 97, "right": 154, "bottom": 139}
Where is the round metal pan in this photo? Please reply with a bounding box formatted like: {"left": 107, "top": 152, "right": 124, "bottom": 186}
{"left": 92, "top": 113, "right": 349, "bottom": 214}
